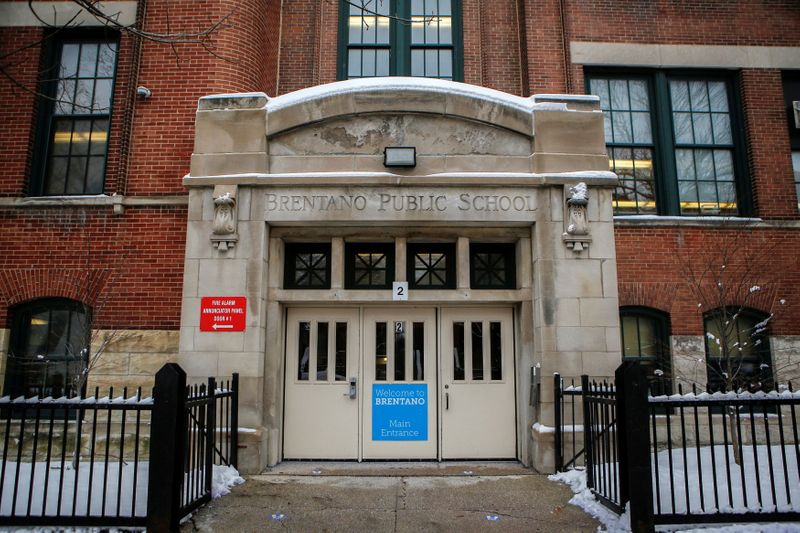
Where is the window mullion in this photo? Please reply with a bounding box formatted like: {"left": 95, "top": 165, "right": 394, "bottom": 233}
{"left": 654, "top": 72, "right": 679, "bottom": 216}
{"left": 393, "top": 0, "right": 409, "bottom": 76}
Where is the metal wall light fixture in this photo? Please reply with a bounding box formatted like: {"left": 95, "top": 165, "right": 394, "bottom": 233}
{"left": 384, "top": 146, "right": 416, "bottom": 167}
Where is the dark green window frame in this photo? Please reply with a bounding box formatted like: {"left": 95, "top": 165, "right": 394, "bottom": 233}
{"left": 469, "top": 243, "right": 516, "bottom": 290}
{"left": 344, "top": 242, "right": 395, "bottom": 290}
{"left": 704, "top": 308, "right": 772, "bottom": 393}
{"left": 337, "top": 0, "right": 464, "bottom": 81}
{"left": 284, "top": 243, "right": 332, "bottom": 289}
{"left": 3, "top": 298, "right": 90, "bottom": 399}
{"left": 620, "top": 307, "right": 672, "bottom": 396}
{"left": 783, "top": 71, "right": 800, "bottom": 213}
{"left": 29, "top": 30, "right": 120, "bottom": 196}
{"left": 407, "top": 242, "right": 456, "bottom": 289}
{"left": 586, "top": 69, "right": 751, "bottom": 217}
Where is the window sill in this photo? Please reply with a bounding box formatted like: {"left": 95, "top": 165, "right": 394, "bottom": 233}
{"left": 0, "top": 194, "right": 188, "bottom": 213}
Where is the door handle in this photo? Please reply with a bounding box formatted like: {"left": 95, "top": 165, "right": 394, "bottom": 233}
{"left": 344, "top": 377, "right": 357, "bottom": 399}
{"left": 445, "top": 392, "right": 449, "bottom": 410}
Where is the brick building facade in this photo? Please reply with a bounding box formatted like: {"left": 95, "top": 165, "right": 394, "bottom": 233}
{"left": 0, "top": 1, "right": 798, "bottom": 471}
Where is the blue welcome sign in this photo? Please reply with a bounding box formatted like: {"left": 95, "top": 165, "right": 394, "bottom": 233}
{"left": 372, "top": 384, "right": 428, "bottom": 441}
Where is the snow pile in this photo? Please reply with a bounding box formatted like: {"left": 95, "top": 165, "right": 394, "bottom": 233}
{"left": 549, "top": 468, "right": 631, "bottom": 531}
{"left": 211, "top": 465, "right": 244, "bottom": 499}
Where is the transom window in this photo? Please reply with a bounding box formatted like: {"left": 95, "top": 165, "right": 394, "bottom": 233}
{"left": 32, "top": 35, "right": 119, "bottom": 196}
{"left": 588, "top": 71, "right": 748, "bottom": 216}
{"left": 284, "top": 243, "right": 331, "bottom": 289}
{"left": 3, "top": 299, "right": 89, "bottom": 398}
{"left": 408, "top": 242, "right": 455, "bottom": 289}
{"left": 339, "top": 0, "right": 462, "bottom": 80}
{"left": 469, "top": 243, "right": 516, "bottom": 290}
{"left": 345, "top": 242, "right": 395, "bottom": 289}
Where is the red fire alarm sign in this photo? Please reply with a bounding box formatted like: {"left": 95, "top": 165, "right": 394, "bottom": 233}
{"left": 200, "top": 296, "right": 247, "bottom": 332}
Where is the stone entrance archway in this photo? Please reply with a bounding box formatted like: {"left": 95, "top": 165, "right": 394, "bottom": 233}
{"left": 178, "top": 78, "right": 621, "bottom": 473}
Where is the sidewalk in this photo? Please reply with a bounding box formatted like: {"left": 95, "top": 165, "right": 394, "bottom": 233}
{"left": 183, "top": 462, "right": 599, "bottom": 532}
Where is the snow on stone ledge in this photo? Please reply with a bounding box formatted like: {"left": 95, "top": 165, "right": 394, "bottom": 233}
{"left": 266, "top": 77, "right": 537, "bottom": 115}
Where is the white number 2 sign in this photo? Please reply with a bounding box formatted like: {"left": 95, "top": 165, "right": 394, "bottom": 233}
{"left": 392, "top": 281, "right": 409, "bottom": 301}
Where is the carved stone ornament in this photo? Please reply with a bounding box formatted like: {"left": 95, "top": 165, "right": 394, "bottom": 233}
{"left": 211, "top": 185, "right": 238, "bottom": 251}
{"left": 562, "top": 182, "right": 592, "bottom": 253}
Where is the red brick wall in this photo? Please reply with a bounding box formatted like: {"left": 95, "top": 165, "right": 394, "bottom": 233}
{"left": 127, "top": 0, "right": 280, "bottom": 195}
{"left": 615, "top": 226, "right": 800, "bottom": 336}
{"left": 0, "top": 1, "right": 281, "bottom": 330}
{"left": 0, "top": 207, "right": 186, "bottom": 329}
{"left": 740, "top": 70, "right": 798, "bottom": 219}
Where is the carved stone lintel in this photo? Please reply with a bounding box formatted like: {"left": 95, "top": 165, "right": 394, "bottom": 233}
{"left": 562, "top": 182, "right": 591, "bottom": 254}
{"left": 211, "top": 185, "right": 238, "bottom": 251}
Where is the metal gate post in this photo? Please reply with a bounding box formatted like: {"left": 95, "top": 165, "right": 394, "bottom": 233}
{"left": 616, "top": 361, "right": 654, "bottom": 533}
{"left": 580, "top": 374, "right": 593, "bottom": 489}
{"left": 147, "top": 364, "right": 187, "bottom": 532}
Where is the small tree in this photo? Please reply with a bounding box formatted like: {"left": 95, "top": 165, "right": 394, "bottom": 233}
{"left": 674, "top": 220, "right": 790, "bottom": 464}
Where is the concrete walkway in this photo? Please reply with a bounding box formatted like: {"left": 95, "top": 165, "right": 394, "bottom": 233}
{"left": 183, "top": 462, "right": 599, "bottom": 532}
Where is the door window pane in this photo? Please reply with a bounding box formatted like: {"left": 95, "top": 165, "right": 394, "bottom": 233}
{"left": 490, "top": 322, "right": 502, "bottom": 380}
{"left": 335, "top": 322, "right": 347, "bottom": 381}
{"left": 453, "top": 322, "right": 465, "bottom": 380}
{"left": 375, "top": 322, "right": 387, "bottom": 381}
{"left": 471, "top": 322, "right": 484, "bottom": 380}
{"left": 298, "top": 322, "right": 310, "bottom": 380}
{"left": 413, "top": 322, "right": 424, "bottom": 381}
{"left": 394, "top": 321, "right": 406, "bottom": 381}
{"left": 316, "top": 322, "right": 329, "bottom": 381}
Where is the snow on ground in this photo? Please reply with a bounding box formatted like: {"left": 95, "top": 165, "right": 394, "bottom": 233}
{"left": 211, "top": 464, "right": 244, "bottom": 498}
{"left": 0, "top": 461, "right": 149, "bottom": 518}
{"left": 1, "top": 461, "right": 243, "bottom": 520}
{"left": 550, "top": 443, "right": 800, "bottom": 532}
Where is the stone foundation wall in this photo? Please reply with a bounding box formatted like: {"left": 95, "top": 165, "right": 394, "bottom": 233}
{"left": 86, "top": 329, "right": 180, "bottom": 393}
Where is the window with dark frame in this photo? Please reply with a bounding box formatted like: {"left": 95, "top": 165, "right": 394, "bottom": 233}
{"left": 345, "top": 242, "right": 395, "bottom": 289}
{"left": 783, "top": 71, "right": 800, "bottom": 213}
{"left": 587, "top": 71, "right": 749, "bottom": 216}
{"left": 3, "top": 299, "right": 90, "bottom": 399}
{"left": 407, "top": 242, "right": 455, "bottom": 289}
{"left": 704, "top": 308, "right": 773, "bottom": 393}
{"left": 469, "top": 243, "right": 516, "bottom": 290}
{"left": 31, "top": 34, "right": 119, "bottom": 196}
{"left": 619, "top": 307, "right": 672, "bottom": 396}
{"left": 284, "top": 243, "right": 332, "bottom": 289}
{"left": 338, "top": 0, "right": 463, "bottom": 81}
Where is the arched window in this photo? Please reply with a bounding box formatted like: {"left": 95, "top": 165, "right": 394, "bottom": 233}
{"left": 704, "top": 308, "right": 772, "bottom": 392}
{"left": 3, "top": 299, "right": 90, "bottom": 398}
{"left": 620, "top": 307, "right": 671, "bottom": 394}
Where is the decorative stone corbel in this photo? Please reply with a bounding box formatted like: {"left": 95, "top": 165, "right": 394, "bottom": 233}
{"left": 211, "top": 185, "right": 238, "bottom": 252}
{"left": 562, "top": 182, "right": 592, "bottom": 254}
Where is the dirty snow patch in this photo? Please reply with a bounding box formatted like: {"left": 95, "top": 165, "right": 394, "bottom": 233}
{"left": 211, "top": 465, "right": 244, "bottom": 499}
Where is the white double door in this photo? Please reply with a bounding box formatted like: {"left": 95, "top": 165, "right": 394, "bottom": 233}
{"left": 283, "top": 307, "right": 516, "bottom": 460}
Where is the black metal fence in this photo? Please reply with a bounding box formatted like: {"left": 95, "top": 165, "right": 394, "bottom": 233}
{"left": 0, "top": 364, "right": 239, "bottom": 531}
{"left": 581, "top": 376, "right": 623, "bottom": 513}
{"left": 553, "top": 374, "right": 585, "bottom": 472}
{"left": 572, "top": 361, "right": 800, "bottom": 532}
